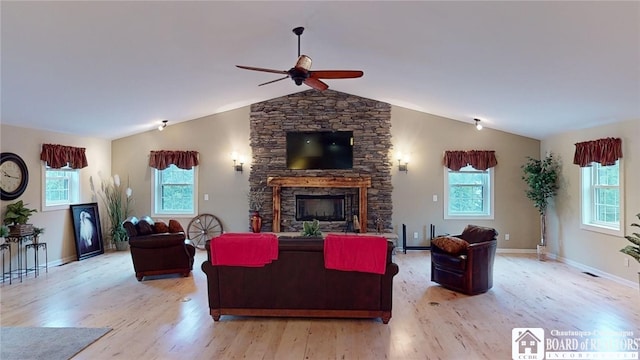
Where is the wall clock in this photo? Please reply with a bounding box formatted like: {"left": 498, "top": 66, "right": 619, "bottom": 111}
{"left": 1, "top": 152, "right": 29, "bottom": 200}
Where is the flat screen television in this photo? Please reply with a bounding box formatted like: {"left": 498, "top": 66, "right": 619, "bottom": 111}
{"left": 286, "top": 131, "right": 354, "bottom": 170}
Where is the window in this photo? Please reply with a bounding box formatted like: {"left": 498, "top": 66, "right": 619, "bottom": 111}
{"left": 152, "top": 164, "right": 197, "bottom": 217}
{"left": 42, "top": 166, "right": 80, "bottom": 210}
{"left": 444, "top": 165, "right": 494, "bottom": 219}
{"left": 581, "top": 160, "right": 624, "bottom": 236}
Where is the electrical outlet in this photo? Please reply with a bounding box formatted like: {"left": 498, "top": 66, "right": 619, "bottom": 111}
{"left": 505, "top": 233, "right": 510, "bottom": 241}
{"left": 204, "top": 194, "right": 209, "bottom": 201}
{"left": 413, "top": 232, "right": 419, "bottom": 239}
{"left": 432, "top": 195, "right": 438, "bottom": 202}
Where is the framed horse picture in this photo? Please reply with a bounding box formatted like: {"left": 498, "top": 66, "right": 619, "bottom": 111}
{"left": 70, "top": 203, "right": 104, "bottom": 261}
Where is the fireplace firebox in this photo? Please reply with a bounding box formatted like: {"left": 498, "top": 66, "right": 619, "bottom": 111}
{"left": 296, "top": 195, "right": 345, "bottom": 222}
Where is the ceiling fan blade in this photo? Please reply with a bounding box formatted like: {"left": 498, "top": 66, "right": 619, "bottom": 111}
{"left": 258, "top": 76, "right": 289, "bottom": 87}
{"left": 304, "top": 77, "right": 329, "bottom": 91}
{"left": 310, "top": 70, "right": 364, "bottom": 79}
{"left": 236, "top": 65, "right": 288, "bottom": 75}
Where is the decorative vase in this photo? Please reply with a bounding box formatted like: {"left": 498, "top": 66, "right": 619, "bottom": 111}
{"left": 537, "top": 214, "right": 548, "bottom": 261}
{"left": 540, "top": 214, "right": 547, "bottom": 246}
{"left": 537, "top": 244, "right": 547, "bottom": 261}
{"left": 114, "top": 240, "right": 129, "bottom": 251}
{"left": 250, "top": 211, "right": 262, "bottom": 233}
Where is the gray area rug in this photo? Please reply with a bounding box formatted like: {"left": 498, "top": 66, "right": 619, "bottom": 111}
{"left": 0, "top": 327, "right": 112, "bottom": 360}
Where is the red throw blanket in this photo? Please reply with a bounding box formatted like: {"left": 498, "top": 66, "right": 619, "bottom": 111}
{"left": 324, "top": 234, "right": 388, "bottom": 274}
{"left": 210, "top": 233, "right": 278, "bottom": 267}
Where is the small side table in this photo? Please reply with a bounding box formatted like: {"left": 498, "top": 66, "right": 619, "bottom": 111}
{"left": 1, "top": 243, "right": 11, "bottom": 284}
{"left": 5, "top": 233, "right": 34, "bottom": 282}
{"left": 25, "top": 242, "right": 48, "bottom": 277}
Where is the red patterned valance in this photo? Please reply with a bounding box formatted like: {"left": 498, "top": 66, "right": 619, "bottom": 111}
{"left": 149, "top": 150, "right": 199, "bottom": 170}
{"left": 573, "top": 137, "right": 622, "bottom": 167}
{"left": 40, "top": 143, "right": 88, "bottom": 169}
{"left": 443, "top": 150, "right": 497, "bottom": 171}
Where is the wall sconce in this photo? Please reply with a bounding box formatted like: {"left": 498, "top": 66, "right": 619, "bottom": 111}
{"left": 397, "top": 152, "right": 409, "bottom": 173}
{"left": 474, "top": 118, "right": 483, "bottom": 130}
{"left": 231, "top": 151, "right": 244, "bottom": 173}
{"left": 158, "top": 120, "right": 168, "bottom": 131}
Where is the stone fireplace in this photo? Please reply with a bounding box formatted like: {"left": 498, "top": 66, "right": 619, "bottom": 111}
{"left": 248, "top": 89, "right": 392, "bottom": 233}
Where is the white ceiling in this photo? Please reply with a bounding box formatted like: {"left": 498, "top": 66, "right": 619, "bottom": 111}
{"left": 2, "top": 1, "right": 639, "bottom": 140}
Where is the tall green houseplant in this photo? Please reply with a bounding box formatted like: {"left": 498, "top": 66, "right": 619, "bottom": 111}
{"left": 522, "top": 153, "right": 560, "bottom": 247}
{"left": 621, "top": 213, "right": 640, "bottom": 264}
{"left": 91, "top": 174, "right": 133, "bottom": 247}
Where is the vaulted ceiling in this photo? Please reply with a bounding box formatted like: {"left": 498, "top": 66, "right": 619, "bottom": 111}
{"left": 2, "top": 1, "right": 639, "bottom": 140}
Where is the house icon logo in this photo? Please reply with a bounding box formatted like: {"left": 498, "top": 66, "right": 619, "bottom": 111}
{"left": 512, "top": 328, "right": 545, "bottom": 360}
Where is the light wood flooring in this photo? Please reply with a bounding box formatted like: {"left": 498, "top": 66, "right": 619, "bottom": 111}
{"left": 1, "top": 249, "right": 639, "bottom": 359}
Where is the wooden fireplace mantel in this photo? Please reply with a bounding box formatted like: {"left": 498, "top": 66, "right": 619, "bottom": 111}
{"left": 267, "top": 176, "right": 372, "bottom": 232}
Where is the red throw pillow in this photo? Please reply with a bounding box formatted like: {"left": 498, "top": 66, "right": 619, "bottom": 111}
{"left": 154, "top": 221, "right": 169, "bottom": 234}
{"left": 432, "top": 236, "right": 469, "bottom": 254}
{"left": 168, "top": 219, "right": 185, "bottom": 233}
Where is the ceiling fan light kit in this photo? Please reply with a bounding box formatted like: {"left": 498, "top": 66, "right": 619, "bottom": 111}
{"left": 475, "top": 118, "right": 483, "bottom": 130}
{"left": 236, "top": 27, "right": 363, "bottom": 91}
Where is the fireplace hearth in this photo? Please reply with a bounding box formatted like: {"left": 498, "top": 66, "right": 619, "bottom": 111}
{"left": 267, "top": 176, "right": 372, "bottom": 232}
{"left": 296, "top": 195, "right": 345, "bottom": 222}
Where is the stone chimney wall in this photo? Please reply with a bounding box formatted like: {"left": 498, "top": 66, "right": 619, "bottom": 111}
{"left": 248, "top": 89, "right": 392, "bottom": 232}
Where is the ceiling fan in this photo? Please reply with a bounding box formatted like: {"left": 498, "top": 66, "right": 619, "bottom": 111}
{"left": 236, "top": 27, "right": 364, "bottom": 91}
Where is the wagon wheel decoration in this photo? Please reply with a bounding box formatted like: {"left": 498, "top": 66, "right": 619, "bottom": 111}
{"left": 187, "top": 213, "right": 223, "bottom": 250}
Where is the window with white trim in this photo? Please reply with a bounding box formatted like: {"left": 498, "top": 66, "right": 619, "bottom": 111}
{"left": 581, "top": 160, "right": 624, "bottom": 236}
{"left": 42, "top": 166, "right": 80, "bottom": 210}
{"left": 444, "top": 165, "right": 494, "bottom": 219}
{"left": 152, "top": 164, "right": 197, "bottom": 217}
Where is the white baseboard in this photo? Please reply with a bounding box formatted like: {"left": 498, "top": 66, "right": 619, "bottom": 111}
{"left": 496, "top": 248, "right": 537, "bottom": 254}
{"left": 497, "top": 249, "right": 636, "bottom": 288}
{"left": 554, "top": 254, "right": 638, "bottom": 289}
{"left": 48, "top": 255, "right": 77, "bottom": 267}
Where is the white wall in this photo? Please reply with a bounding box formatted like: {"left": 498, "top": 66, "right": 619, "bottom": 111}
{"left": 1, "top": 124, "right": 111, "bottom": 265}
{"left": 542, "top": 118, "right": 640, "bottom": 283}
{"left": 111, "top": 107, "right": 251, "bottom": 233}
{"left": 390, "top": 106, "right": 541, "bottom": 249}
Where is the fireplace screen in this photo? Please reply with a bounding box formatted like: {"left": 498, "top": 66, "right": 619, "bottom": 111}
{"left": 295, "top": 195, "right": 346, "bottom": 222}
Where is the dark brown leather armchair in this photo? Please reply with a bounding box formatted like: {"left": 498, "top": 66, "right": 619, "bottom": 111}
{"left": 430, "top": 224, "right": 498, "bottom": 295}
{"left": 123, "top": 216, "right": 196, "bottom": 281}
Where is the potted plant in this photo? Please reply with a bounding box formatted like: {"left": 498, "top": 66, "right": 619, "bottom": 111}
{"left": 33, "top": 226, "right": 45, "bottom": 244}
{"left": 3, "top": 200, "right": 38, "bottom": 236}
{"left": 301, "top": 219, "right": 322, "bottom": 237}
{"left": 521, "top": 153, "right": 560, "bottom": 261}
{"left": 621, "top": 212, "right": 640, "bottom": 288}
{"left": 92, "top": 174, "right": 133, "bottom": 250}
{"left": 0, "top": 224, "right": 9, "bottom": 244}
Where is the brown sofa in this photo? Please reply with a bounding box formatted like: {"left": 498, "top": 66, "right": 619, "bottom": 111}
{"left": 123, "top": 216, "right": 196, "bottom": 281}
{"left": 430, "top": 224, "right": 498, "bottom": 295}
{"left": 201, "top": 236, "right": 399, "bottom": 323}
